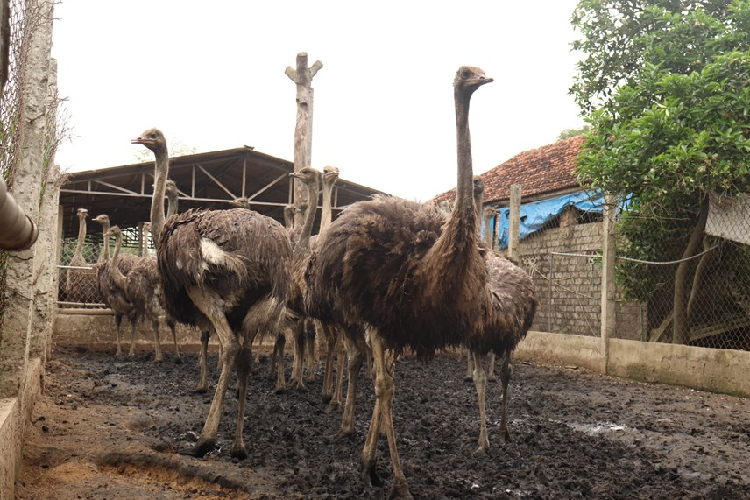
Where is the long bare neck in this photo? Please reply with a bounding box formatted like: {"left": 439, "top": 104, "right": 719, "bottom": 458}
{"left": 99, "top": 220, "right": 110, "bottom": 262}
{"left": 166, "top": 191, "right": 178, "bottom": 219}
{"left": 73, "top": 215, "right": 87, "bottom": 260}
{"left": 297, "top": 180, "right": 319, "bottom": 250}
{"left": 151, "top": 147, "right": 169, "bottom": 245}
{"left": 454, "top": 91, "right": 476, "bottom": 226}
{"left": 320, "top": 178, "right": 335, "bottom": 237}
{"left": 109, "top": 233, "right": 127, "bottom": 290}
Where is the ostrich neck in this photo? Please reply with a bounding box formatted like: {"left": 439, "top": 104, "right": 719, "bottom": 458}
{"left": 151, "top": 147, "right": 169, "bottom": 244}
{"left": 319, "top": 179, "right": 334, "bottom": 237}
{"left": 166, "top": 193, "right": 178, "bottom": 219}
{"left": 73, "top": 216, "right": 87, "bottom": 259}
{"left": 99, "top": 220, "right": 110, "bottom": 262}
{"left": 298, "top": 180, "right": 319, "bottom": 250}
{"left": 109, "top": 233, "right": 127, "bottom": 290}
{"left": 421, "top": 90, "right": 480, "bottom": 285}
{"left": 474, "top": 187, "right": 492, "bottom": 248}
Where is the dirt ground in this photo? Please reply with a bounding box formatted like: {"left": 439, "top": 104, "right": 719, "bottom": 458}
{"left": 14, "top": 344, "right": 750, "bottom": 499}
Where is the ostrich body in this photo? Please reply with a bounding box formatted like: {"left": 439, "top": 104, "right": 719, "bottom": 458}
{"left": 93, "top": 214, "right": 139, "bottom": 356}
{"left": 306, "top": 67, "right": 492, "bottom": 498}
{"left": 134, "top": 128, "right": 293, "bottom": 459}
{"left": 468, "top": 177, "right": 536, "bottom": 452}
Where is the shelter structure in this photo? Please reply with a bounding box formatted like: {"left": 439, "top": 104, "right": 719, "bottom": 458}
{"left": 59, "top": 145, "right": 384, "bottom": 242}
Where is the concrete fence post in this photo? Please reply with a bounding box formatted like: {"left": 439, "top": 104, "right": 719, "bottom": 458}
{"left": 600, "top": 192, "right": 617, "bottom": 373}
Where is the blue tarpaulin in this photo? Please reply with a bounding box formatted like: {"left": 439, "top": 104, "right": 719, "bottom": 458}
{"left": 487, "top": 191, "right": 605, "bottom": 250}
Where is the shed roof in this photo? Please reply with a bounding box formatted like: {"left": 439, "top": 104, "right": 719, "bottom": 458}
{"left": 59, "top": 146, "right": 385, "bottom": 239}
{"left": 434, "top": 136, "right": 584, "bottom": 205}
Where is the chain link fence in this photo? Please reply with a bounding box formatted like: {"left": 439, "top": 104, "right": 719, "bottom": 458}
{"left": 57, "top": 225, "right": 149, "bottom": 307}
{"left": 616, "top": 194, "right": 750, "bottom": 350}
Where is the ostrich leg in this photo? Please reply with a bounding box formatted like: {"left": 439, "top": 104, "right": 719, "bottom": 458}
{"left": 290, "top": 319, "right": 306, "bottom": 390}
{"left": 114, "top": 313, "right": 124, "bottom": 357}
{"left": 332, "top": 338, "right": 346, "bottom": 409}
{"left": 182, "top": 287, "right": 240, "bottom": 457}
{"left": 487, "top": 353, "right": 496, "bottom": 382}
{"left": 274, "top": 332, "right": 287, "bottom": 393}
{"left": 231, "top": 343, "right": 253, "bottom": 459}
{"left": 196, "top": 326, "right": 210, "bottom": 392}
{"left": 128, "top": 317, "right": 139, "bottom": 357}
{"left": 498, "top": 351, "right": 513, "bottom": 443}
{"left": 472, "top": 350, "right": 490, "bottom": 453}
{"left": 464, "top": 349, "right": 474, "bottom": 381}
{"left": 304, "top": 319, "right": 315, "bottom": 382}
{"left": 362, "top": 330, "right": 412, "bottom": 500}
{"left": 152, "top": 317, "right": 164, "bottom": 363}
{"left": 320, "top": 321, "right": 336, "bottom": 404}
{"left": 167, "top": 318, "right": 181, "bottom": 361}
{"left": 332, "top": 329, "right": 365, "bottom": 437}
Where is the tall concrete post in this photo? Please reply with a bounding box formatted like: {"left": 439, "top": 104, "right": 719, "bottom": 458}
{"left": 0, "top": 0, "right": 54, "bottom": 397}
{"left": 600, "top": 193, "right": 617, "bottom": 373}
{"left": 285, "top": 52, "right": 322, "bottom": 228}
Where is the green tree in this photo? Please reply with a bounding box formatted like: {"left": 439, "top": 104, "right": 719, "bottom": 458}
{"left": 558, "top": 126, "right": 590, "bottom": 140}
{"left": 572, "top": 1, "right": 750, "bottom": 344}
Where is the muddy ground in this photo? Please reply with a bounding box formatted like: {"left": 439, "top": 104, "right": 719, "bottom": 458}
{"left": 15, "top": 345, "right": 750, "bottom": 499}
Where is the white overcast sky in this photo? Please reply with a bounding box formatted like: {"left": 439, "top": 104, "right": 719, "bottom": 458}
{"left": 51, "top": 1, "right": 585, "bottom": 202}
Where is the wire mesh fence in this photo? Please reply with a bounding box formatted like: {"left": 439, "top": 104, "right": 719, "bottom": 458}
{"left": 616, "top": 193, "right": 750, "bottom": 350}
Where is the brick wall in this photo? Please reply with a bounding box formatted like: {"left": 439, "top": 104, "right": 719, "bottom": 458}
{"left": 517, "top": 221, "right": 643, "bottom": 340}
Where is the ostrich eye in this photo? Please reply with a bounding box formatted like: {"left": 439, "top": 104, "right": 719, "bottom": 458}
{"left": 462, "top": 69, "right": 471, "bottom": 79}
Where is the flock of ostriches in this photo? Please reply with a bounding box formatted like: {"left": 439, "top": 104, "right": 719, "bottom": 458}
{"left": 79, "top": 67, "right": 537, "bottom": 499}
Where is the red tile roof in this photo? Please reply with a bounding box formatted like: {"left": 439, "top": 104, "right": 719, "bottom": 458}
{"left": 434, "top": 135, "right": 584, "bottom": 204}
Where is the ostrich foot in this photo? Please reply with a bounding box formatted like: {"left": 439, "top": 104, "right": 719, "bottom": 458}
{"left": 274, "top": 385, "right": 286, "bottom": 394}
{"left": 173, "top": 356, "right": 183, "bottom": 365}
{"left": 475, "top": 441, "right": 490, "bottom": 454}
{"left": 389, "top": 476, "right": 414, "bottom": 500}
{"left": 321, "top": 393, "right": 333, "bottom": 405}
{"left": 329, "top": 429, "right": 354, "bottom": 443}
{"left": 230, "top": 443, "right": 248, "bottom": 460}
{"left": 193, "top": 383, "right": 208, "bottom": 393}
{"left": 324, "top": 402, "right": 341, "bottom": 414}
{"left": 361, "top": 462, "right": 382, "bottom": 488}
{"left": 499, "top": 428, "right": 512, "bottom": 443}
{"left": 179, "top": 438, "right": 216, "bottom": 458}
{"left": 488, "top": 374, "right": 496, "bottom": 382}
{"left": 463, "top": 375, "right": 473, "bottom": 382}
{"left": 153, "top": 356, "right": 164, "bottom": 363}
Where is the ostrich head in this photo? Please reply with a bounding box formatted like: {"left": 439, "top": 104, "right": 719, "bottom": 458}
{"left": 143, "top": 221, "right": 152, "bottom": 233}
{"left": 92, "top": 214, "right": 109, "bottom": 226}
{"left": 322, "top": 165, "right": 340, "bottom": 183}
{"left": 131, "top": 128, "right": 167, "bottom": 155}
{"left": 77, "top": 208, "right": 89, "bottom": 220}
{"left": 291, "top": 166, "right": 319, "bottom": 185}
{"left": 165, "top": 179, "right": 178, "bottom": 197}
{"left": 106, "top": 226, "right": 122, "bottom": 238}
{"left": 472, "top": 176, "right": 485, "bottom": 198}
{"left": 454, "top": 66, "right": 493, "bottom": 95}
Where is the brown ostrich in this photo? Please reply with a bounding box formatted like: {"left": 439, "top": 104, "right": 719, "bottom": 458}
{"left": 133, "top": 127, "right": 293, "bottom": 459}
{"left": 306, "top": 66, "right": 492, "bottom": 498}
{"left": 98, "top": 224, "right": 141, "bottom": 356}
{"left": 64, "top": 208, "right": 99, "bottom": 304}
{"left": 119, "top": 179, "right": 183, "bottom": 363}
{"left": 92, "top": 213, "right": 140, "bottom": 357}
{"left": 467, "top": 176, "right": 536, "bottom": 453}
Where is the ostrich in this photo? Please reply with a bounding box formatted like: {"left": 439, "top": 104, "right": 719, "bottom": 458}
{"left": 306, "top": 66, "right": 492, "bottom": 498}
{"left": 65, "top": 208, "right": 99, "bottom": 304}
{"left": 92, "top": 214, "right": 140, "bottom": 357}
{"left": 467, "top": 176, "right": 536, "bottom": 452}
{"left": 134, "top": 127, "right": 292, "bottom": 459}
{"left": 118, "top": 179, "right": 183, "bottom": 363}
{"left": 98, "top": 225, "right": 141, "bottom": 356}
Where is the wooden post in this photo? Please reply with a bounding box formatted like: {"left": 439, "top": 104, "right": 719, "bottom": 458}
{"left": 600, "top": 192, "right": 617, "bottom": 373}
{"left": 286, "top": 52, "right": 322, "bottom": 227}
{"left": 508, "top": 184, "right": 522, "bottom": 261}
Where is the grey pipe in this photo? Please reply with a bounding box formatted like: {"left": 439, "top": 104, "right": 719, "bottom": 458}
{"left": 0, "top": 175, "right": 38, "bottom": 250}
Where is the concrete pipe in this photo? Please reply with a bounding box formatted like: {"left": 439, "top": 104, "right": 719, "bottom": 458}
{"left": 0, "top": 175, "right": 38, "bottom": 250}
